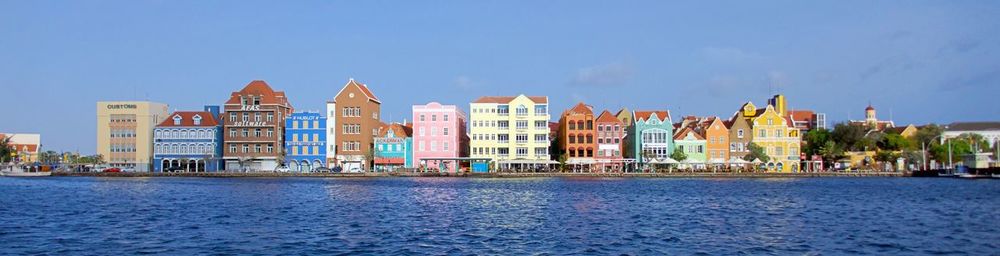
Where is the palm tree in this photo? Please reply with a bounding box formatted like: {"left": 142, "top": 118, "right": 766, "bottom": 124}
{"left": 0, "top": 137, "right": 13, "bottom": 164}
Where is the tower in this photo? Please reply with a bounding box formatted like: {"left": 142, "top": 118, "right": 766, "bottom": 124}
{"left": 865, "top": 104, "right": 876, "bottom": 126}
{"left": 768, "top": 94, "right": 786, "bottom": 115}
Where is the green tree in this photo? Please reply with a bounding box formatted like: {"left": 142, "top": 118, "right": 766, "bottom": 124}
{"left": 874, "top": 151, "right": 899, "bottom": 165}
{"left": 913, "top": 124, "right": 944, "bottom": 147}
{"left": 831, "top": 123, "right": 867, "bottom": 151}
{"left": 557, "top": 153, "right": 568, "bottom": 172}
{"left": 0, "top": 137, "right": 13, "bottom": 163}
{"left": 802, "top": 128, "right": 831, "bottom": 156}
{"left": 955, "top": 133, "right": 990, "bottom": 152}
{"left": 743, "top": 143, "right": 770, "bottom": 162}
{"left": 880, "top": 133, "right": 914, "bottom": 151}
{"left": 819, "top": 141, "right": 846, "bottom": 163}
{"left": 670, "top": 149, "right": 687, "bottom": 162}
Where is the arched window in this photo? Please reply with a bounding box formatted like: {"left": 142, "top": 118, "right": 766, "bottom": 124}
{"left": 516, "top": 105, "right": 528, "bottom": 116}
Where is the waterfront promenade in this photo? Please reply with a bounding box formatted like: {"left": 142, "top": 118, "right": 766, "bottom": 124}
{"left": 53, "top": 171, "right": 908, "bottom": 178}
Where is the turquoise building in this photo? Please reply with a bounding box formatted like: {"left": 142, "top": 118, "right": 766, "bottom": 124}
{"left": 628, "top": 110, "right": 673, "bottom": 166}
{"left": 374, "top": 123, "right": 413, "bottom": 171}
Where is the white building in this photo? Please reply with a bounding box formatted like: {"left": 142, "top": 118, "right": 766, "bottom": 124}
{"left": 943, "top": 122, "right": 1000, "bottom": 148}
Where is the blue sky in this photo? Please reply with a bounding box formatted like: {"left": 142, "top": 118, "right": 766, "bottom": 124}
{"left": 1, "top": 1, "right": 998, "bottom": 153}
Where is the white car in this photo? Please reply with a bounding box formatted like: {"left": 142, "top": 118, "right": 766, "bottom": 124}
{"left": 275, "top": 167, "right": 291, "bottom": 173}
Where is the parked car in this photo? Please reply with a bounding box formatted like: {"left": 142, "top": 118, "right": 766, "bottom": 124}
{"left": 332, "top": 166, "right": 343, "bottom": 173}
{"left": 314, "top": 167, "right": 331, "bottom": 173}
{"left": 102, "top": 168, "right": 121, "bottom": 173}
{"left": 275, "top": 167, "right": 291, "bottom": 173}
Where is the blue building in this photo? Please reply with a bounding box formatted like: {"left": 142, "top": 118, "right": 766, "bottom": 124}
{"left": 374, "top": 122, "right": 413, "bottom": 172}
{"left": 153, "top": 106, "right": 224, "bottom": 172}
{"left": 284, "top": 112, "right": 326, "bottom": 172}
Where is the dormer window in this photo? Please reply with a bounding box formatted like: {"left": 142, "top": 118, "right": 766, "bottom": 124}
{"left": 253, "top": 96, "right": 261, "bottom": 105}
{"left": 193, "top": 115, "right": 202, "bottom": 125}
{"left": 172, "top": 115, "right": 182, "bottom": 125}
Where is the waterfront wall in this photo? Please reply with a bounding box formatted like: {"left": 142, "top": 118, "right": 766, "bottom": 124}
{"left": 52, "top": 171, "right": 908, "bottom": 178}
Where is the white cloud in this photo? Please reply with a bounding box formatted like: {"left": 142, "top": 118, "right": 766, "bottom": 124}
{"left": 570, "top": 62, "right": 634, "bottom": 87}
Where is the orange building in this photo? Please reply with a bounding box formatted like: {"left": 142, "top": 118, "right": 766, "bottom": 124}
{"left": 699, "top": 116, "right": 730, "bottom": 163}
{"left": 558, "top": 102, "right": 596, "bottom": 171}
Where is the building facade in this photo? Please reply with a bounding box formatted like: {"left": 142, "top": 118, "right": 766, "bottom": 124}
{"left": 0, "top": 133, "right": 41, "bottom": 163}
{"left": 97, "top": 101, "right": 169, "bottom": 171}
{"left": 701, "top": 117, "right": 730, "bottom": 163}
{"left": 285, "top": 112, "right": 326, "bottom": 172}
{"left": 673, "top": 126, "right": 707, "bottom": 166}
{"left": 750, "top": 104, "right": 801, "bottom": 172}
{"left": 374, "top": 122, "right": 413, "bottom": 171}
{"left": 469, "top": 95, "right": 552, "bottom": 170}
{"left": 594, "top": 110, "right": 626, "bottom": 172}
{"left": 412, "top": 102, "right": 468, "bottom": 172}
{"left": 629, "top": 110, "right": 673, "bottom": 165}
{"left": 787, "top": 110, "right": 827, "bottom": 131}
{"left": 222, "top": 80, "right": 293, "bottom": 171}
{"left": 558, "top": 102, "right": 596, "bottom": 171}
{"left": 729, "top": 102, "right": 756, "bottom": 160}
{"left": 152, "top": 106, "right": 223, "bottom": 172}
{"left": 328, "top": 78, "right": 381, "bottom": 172}
{"left": 943, "top": 122, "right": 1000, "bottom": 147}
{"left": 849, "top": 104, "right": 895, "bottom": 131}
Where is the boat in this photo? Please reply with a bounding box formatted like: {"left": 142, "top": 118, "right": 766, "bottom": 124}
{"left": 0, "top": 165, "right": 52, "bottom": 177}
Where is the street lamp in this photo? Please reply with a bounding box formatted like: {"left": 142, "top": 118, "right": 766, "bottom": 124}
{"left": 921, "top": 135, "right": 952, "bottom": 172}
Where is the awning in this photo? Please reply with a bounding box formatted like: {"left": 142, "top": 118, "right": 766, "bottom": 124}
{"left": 567, "top": 158, "right": 597, "bottom": 164}
{"left": 498, "top": 160, "right": 559, "bottom": 165}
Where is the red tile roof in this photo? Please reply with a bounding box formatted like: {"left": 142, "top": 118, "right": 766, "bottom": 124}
{"left": 787, "top": 110, "right": 815, "bottom": 122}
{"left": 157, "top": 111, "right": 220, "bottom": 127}
{"left": 472, "top": 95, "right": 548, "bottom": 104}
{"left": 224, "top": 80, "right": 292, "bottom": 107}
{"left": 378, "top": 123, "right": 413, "bottom": 138}
{"left": 343, "top": 79, "right": 380, "bottom": 102}
{"left": 634, "top": 111, "right": 670, "bottom": 122}
{"left": 673, "top": 127, "right": 704, "bottom": 140}
{"left": 567, "top": 102, "right": 593, "bottom": 115}
{"left": 595, "top": 110, "right": 622, "bottom": 123}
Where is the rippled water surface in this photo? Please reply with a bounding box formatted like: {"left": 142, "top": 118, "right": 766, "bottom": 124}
{"left": 1, "top": 177, "right": 998, "bottom": 255}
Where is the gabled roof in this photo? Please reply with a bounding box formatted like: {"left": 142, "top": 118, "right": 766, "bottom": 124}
{"left": 335, "top": 78, "right": 381, "bottom": 104}
{"left": 224, "top": 80, "right": 292, "bottom": 107}
{"left": 634, "top": 110, "right": 671, "bottom": 122}
{"left": 157, "top": 111, "right": 220, "bottom": 127}
{"left": 379, "top": 123, "right": 413, "bottom": 138}
{"left": 615, "top": 107, "right": 631, "bottom": 117}
{"left": 566, "top": 102, "right": 593, "bottom": 115}
{"left": 673, "top": 127, "right": 704, "bottom": 140}
{"left": 595, "top": 110, "right": 622, "bottom": 123}
{"left": 472, "top": 95, "right": 548, "bottom": 104}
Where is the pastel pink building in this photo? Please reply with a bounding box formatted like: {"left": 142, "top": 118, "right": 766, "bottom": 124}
{"left": 412, "top": 102, "right": 469, "bottom": 172}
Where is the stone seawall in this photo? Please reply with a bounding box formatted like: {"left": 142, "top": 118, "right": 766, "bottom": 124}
{"left": 52, "top": 171, "right": 909, "bottom": 178}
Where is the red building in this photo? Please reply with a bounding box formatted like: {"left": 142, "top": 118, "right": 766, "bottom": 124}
{"left": 557, "top": 102, "right": 596, "bottom": 171}
{"left": 222, "top": 80, "right": 293, "bottom": 171}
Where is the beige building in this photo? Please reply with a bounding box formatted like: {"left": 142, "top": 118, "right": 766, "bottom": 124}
{"left": 97, "top": 101, "right": 169, "bottom": 171}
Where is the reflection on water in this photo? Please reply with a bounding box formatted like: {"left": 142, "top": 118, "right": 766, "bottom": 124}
{"left": 0, "top": 177, "right": 998, "bottom": 255}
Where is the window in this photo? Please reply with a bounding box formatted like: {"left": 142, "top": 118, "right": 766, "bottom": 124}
{"left": 586, "top": 121, "right": 593, "bottom": 130}
{"left": 774, "top": 130, "right": 781, "bottom": 138}
{"left": 759, "top": 130, "right": 766, "bottom": 138}
{"left": 419, "top": 141, "right": 425, "bottom": 151}
{"left": 254, "top": 144, "right": 262, "bottom": 153}
{"left": 516, "top": 105, "right": 528, "bottom": 116}
{"left": 443, "top": 128, "right": 449, "bottom": 136}
{"left": 516, "top": 134, "right": 528, "bottom": 143}
{"left": 498, "top": 134, "right": 509, "bottom": 143}
{"left": 431, "top": 141, "right": 437, "bottom": 151}
{"left": 229, "top": 144, "right": 236, "bottom": 153}
{"left": 443, "top": 115, "right": 449, "bottom": 121}
{"left": 254, "top": 128, "right": 262, "bottom": 137}
{"left": 535, "top": 121, "right": 546, "bottom": 129}
{"left": 498, "top": 121, "right": 509, "bottom": 130}
{"left": 242, "top": 129, "right": 249, "bottom": 137}
{"left": 242, "top": 144, "right": 249, "bottom": 153}
{"left": 498, "top": 105, "right": 509, "bottom": 116}
{"left": 535, "top": 134, "right": 547, "bottom": 142}
{"left": 535, "top": 105, "right": 547, "bottom": 115}
{"left": 776, "top": 147, "right": 783, "bottom": 155}
{"left": 242, "top": 113, "right": 249, "bottom": 122}
{"left": 267, "top": 129, "right": 273, "bottom": 138}
{"left": 516, "top": 120, "right": 528, "bottom": 129}
{"left": 586, "top": 135, "right": 593, "bottom": 144}
{"left": 254, "top": 113, "right": 261, "bottom": 122}
{"left": 697, "top": 145, "right": 703, "bottom": 153}
{"left": 173, "top": 116, "right": 181, "bottom": 125}
{"left": 420, "top": 127, "right": 425, "bottom": 136}
{"left": 498, "top": 148, "right": 509, "bottom": 156}
{"left": 738, "top": 129, "right": 744, "bottom": 138}
{"left": 230, "top": 113, "right": 236, "bottom": 122}
{"left": 767, "top": 118, "right": 774, "bottom": 125}
{"left": 535, "top": 147, "right": 547, "bottom": 155}
{"left": 516, "top": 147, "right": 528, "bottom": 156}
{"left": 569, "top": 122, "right": 576, "bottom": 130}
{"left": 443, "top": 142, "right": 449, "bottom": 151}
{"left": 569, "top": 136, "right": 576, "bottom": 143}
{"left": 420, "top": 115, "right": 425, "bottom": 121}
{"left": 432, "top": 115, "right": 437, "bottom": 121}
{"left": 193, "top": 115, "right": 201, "bottom": 125}
{"left": 267, "top": 113, "right": 273, "bottom": 122}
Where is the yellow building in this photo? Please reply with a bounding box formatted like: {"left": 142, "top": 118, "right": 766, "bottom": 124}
{"left": 740, "top": 95, "right": 802, "bottom": 172}
{"left": 469, "top": 95, "right": 554, "bottom": 170}
{"left": 97, "top": 101, "right": 169, "bottom": 172}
